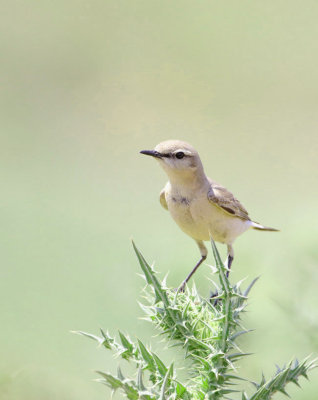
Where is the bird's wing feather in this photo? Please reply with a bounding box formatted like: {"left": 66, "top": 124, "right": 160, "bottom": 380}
{"left": 207, "top": 178, "right": 250, "bottom": 221}
{"left": 159, "top": 188, "right": 168, "bottom": 210}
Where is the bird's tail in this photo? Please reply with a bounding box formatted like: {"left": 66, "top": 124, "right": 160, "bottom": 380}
{"left": 251, "top": 221, "right": 280, "bottom": 232}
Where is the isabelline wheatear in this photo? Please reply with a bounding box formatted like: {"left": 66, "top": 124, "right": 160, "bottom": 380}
{"left": 140, "top": 140, "right": 278, "bottom": 291}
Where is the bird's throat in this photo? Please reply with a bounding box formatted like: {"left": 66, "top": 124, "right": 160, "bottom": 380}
{"left": 167, "top": 168, "right": 209, "bottom": 192}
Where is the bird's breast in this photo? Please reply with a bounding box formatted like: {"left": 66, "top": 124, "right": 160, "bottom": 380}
{"left": 166, "top": 191, "right": 211, "bottom": 241}
{"left": 171, "top": 195, "right": 191, "bottom": 206}
{"left": 165, "top": 190, "right": 251, "bottom": 244}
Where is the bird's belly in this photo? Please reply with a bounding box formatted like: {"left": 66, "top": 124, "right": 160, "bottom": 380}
{"left": 168, "top": 200, "right": 209, "bottom": 241}
{"left": 167, "top": 196, "right": 251, "bottom": 244}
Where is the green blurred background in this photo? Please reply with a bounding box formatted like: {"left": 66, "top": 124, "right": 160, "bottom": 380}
{"left": 1, "top": 1, "right": 318, "bottom": 399}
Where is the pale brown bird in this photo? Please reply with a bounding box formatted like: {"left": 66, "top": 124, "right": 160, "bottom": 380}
{"left": 140, "top": 140, "right": 278, "bottom": 291}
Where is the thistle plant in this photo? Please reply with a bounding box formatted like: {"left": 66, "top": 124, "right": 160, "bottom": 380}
{"left": 76, "top": 240, "right": 315, "bottom": 399}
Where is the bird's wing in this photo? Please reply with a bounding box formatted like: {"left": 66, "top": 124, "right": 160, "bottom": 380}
{"left": 159, "top": 188, "right": 168, "bottom": 210}
{"left": 207, "top": 179, "right": 250, "bottom": 221}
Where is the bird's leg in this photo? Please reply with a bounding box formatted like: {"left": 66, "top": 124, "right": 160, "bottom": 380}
{"left": 226, "top": 244, "right": 234, "bottom": 278}
{"left": 178, "top": 241, "right": 207, "bottom": 292}
{"left": 178, "top": 256, "right": 207, "bottom": 292}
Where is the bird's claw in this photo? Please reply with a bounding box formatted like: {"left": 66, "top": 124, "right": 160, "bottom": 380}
{"left": 178, "top": 281, "right": 186, "bottom": 293}
{"left": 210, "top": 291, "right": 221, "bottom": 306}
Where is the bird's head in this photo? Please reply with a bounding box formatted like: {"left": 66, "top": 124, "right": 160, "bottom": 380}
{"left": 140, "top": 140, "right": 205, "bottom": 184}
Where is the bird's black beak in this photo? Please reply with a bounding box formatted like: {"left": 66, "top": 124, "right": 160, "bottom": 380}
{"left": 140, "top": 150, "right": 162, "bottom": 159}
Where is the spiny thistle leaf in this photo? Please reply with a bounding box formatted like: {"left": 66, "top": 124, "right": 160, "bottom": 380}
{"left": 100, "top": 328, "right": 115, "bottom": 349}
{"left": 132, "top": 241, "right": 169, "bottom": 306}
{"left": 72, "top": 331, "right": 104, "bottom": 345}
{"left": 137, "top": 339, "right": 156, "bottom": 372}
{"left": 119, "top": 331, "right": 135, "bottom": 359}
{"left": 243, "top": 277, "right": 260, "bottom": 297}
{"left": 152, "top": 353, "right": 168, "bottom": 377}
{"left": 210, "top": 238, "right": 230, "bottom": 294}
{"left": 75, "top": 241, "right": 315, "bottom": 400}
{"left": 230, "top": 330, "right": 254, "bottom": 341}
{"left": 96, "top": 370, "right": 122, "bottom": 390}
{"left": 159, "top": 363, "right": 174, "bottom": 400}
{"left": 132, "top": 241, "right": 185, "bottom": 338}
{"left": 249, "top": 358, "right": 316, "bottom": 400}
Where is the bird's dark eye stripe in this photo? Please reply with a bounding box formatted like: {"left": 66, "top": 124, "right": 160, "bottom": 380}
{"left": 175, "top": 151, "right": 185, "bottom": 159}
{"left": 159, "top": 152, "right": 188, "bottom": 158}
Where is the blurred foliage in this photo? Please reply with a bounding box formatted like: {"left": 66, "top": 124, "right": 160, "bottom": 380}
{"left": 1, "top": 1, "right": 318, "bottom": 399}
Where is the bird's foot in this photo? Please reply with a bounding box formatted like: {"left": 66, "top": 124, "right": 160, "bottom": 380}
{"left": 177, "top": 281, "right": 187, "bottom": 293}
{"left": 210, "top": 290, "right": 221, "bottom": 306}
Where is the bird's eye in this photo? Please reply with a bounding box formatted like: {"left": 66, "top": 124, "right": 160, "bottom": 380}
{"left": 175, "top": 151, "right": 185, "bottom": 159}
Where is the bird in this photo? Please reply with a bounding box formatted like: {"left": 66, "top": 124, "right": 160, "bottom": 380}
{"left": 140, "top": 140, "right": 278, "bottom": 292}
